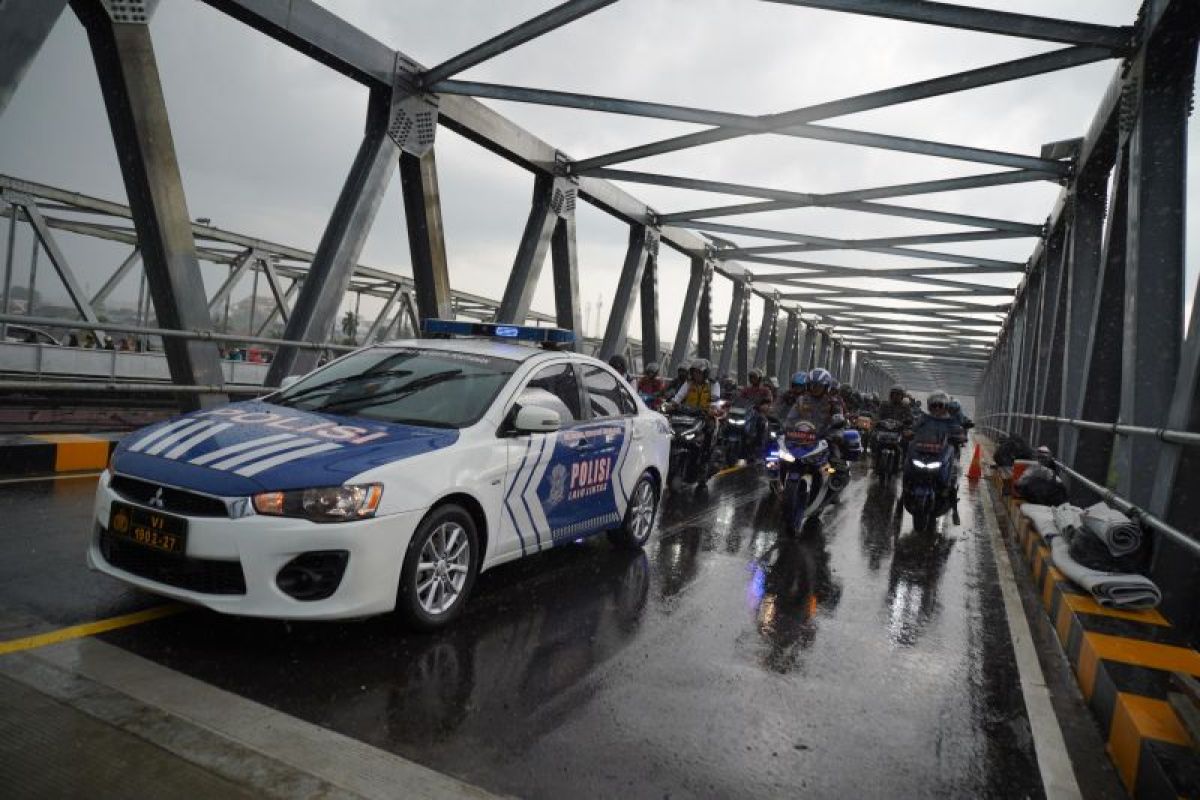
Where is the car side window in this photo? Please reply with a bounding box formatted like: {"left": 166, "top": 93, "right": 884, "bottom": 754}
{"left": 582, "top": 365, "right": 637, "bottom": 418}
{"left": 515, "top": 364, "right": 582, "bottom": 424}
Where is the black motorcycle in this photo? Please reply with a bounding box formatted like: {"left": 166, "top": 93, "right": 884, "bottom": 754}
{"left": 665, "top": 406, "right": 715, "bottom": 488}
{"left": 900, "top": 426, "right": 967, "bottom": 532}
{"left": 873, "top": 418, "right": 905, "bottom": 480}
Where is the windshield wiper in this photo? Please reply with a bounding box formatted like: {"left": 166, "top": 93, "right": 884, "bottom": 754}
{"left": 313, "top": 369, "right": 465, "bottom": 414}
{"left": 270, "top": 368, "right": 414, "bottom": 407}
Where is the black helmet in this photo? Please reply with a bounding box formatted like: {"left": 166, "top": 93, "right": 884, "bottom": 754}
{"left": 608, "top": 355, "right": 628, "bottom": 374}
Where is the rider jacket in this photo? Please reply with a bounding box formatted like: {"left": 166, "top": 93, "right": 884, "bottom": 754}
{"left": 737, "top": 383, "right": 774, "bottom": 407}
{"left": 911, "top": 414, "right": 964, "bottom": 443}
{"left": 878, "top": 400, "right": 914, "bottom": 429}
{"left": 672, "top": 379, "right": 721, "bottom": 410}
{"left": 636, "top": 376, "right": 666, "bottom": 396}
{"left": 785, "top": 393, "right": 845, "bottom": 436}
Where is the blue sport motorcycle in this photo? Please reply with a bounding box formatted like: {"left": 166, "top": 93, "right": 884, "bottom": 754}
{"left": 901, "top": 427, "right": 966, "bottom": 533}
{"left": 767, "top": 419, "right": 862, "bottom": 534}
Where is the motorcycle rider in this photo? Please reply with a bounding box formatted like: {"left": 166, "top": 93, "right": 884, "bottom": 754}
{"left": 666, "top": 365, "right": 689, "bottom": 397}
{"left": 772, "top": 370, "right": 808, "bottom": 421}
{"left": 786, "top": 368, "right": 848, "bottom": 471}
{"left": 878, "top": 385, "right": 915, "bottom": 429}
{"left": 670, "top": 358, "right": 722, "bottom": 487}
{"left": 608, "top": 354, "right": 632, "bottom": 383}
{"left": 737, "top": 368, "right": 774, "bottom": 406}
{"left": 636, "top": 362, "right": 666, "bottom": 398}
{"left": 910, "top": 391, "right": 966, "bottom": 448}
{"left": 946, "top": 398, "right": 975, "bottom": 430}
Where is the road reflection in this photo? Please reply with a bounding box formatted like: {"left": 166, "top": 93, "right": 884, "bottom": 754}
{"left": 885, "top": 529, "right": 956, "bottom": 647}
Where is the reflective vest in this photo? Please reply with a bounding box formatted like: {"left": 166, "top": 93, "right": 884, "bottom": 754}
{"left": 682, "top": 380, "right": 713, "bottom": 410}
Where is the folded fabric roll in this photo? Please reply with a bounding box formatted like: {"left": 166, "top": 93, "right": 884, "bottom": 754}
{"left": 1081, "top": 502, "right": 1142, "bottom": 557}
{"left": 1019, "top": 503, "right": 1060, "bottom": 541}
{"left": 1049, "top": 535, "right": 1162, "bottom": 610}
{"left": 1051, "top": 504, "right": 1083, "bottom": 537}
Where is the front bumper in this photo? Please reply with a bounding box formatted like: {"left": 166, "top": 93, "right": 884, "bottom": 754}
{"left": 88, "top": 472, "right": 426, "bottom": 620}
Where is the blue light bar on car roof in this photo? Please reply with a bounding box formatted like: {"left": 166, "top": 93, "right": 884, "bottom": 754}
{"left": 422, "top": 319, "right": 576, "bottom": 344}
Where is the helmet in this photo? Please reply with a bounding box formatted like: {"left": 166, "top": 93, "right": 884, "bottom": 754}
{"left": 790, "top": 371, "right": 808, "bottom": 389}
{"left": 889, "top": 384, "right": 905, "bottom": 398}
{"left": 808, "top": 368, "right": 833, "bottom": 390}
{"left": 748, "top": 368, "right": 763, "bottom": 382}
{"left": 767, "top": 376, "right": 779, "bottom": 390}
{"left": 676, "top": 365, "right": 688, "bottom": 375}
{"left": 690, "top": 357, "right": 710, "bottom": 372}
{"left": 608, "top": 355, "right": 628, "bottom": 374}
{"left": 947, "top": 399, "right": 961, "bottom": 413}
{"left": 644, "top": 362, "right": 659, "bottom": 377}
{"left": 927, "top": 391, "right": 950, "bottom": 412}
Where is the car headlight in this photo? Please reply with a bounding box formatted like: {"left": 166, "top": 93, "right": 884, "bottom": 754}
{"left": 253, "top": 484, "right": 383, "bottom": 523}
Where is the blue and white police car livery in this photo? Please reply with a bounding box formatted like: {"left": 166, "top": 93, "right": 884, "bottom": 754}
{"left": 89, "top": 322, "right": 671, "bottom": 628}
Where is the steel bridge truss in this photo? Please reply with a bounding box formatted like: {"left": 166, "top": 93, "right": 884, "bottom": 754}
{"left": 1, "top": 0, "right": 1166, "bottom": 406}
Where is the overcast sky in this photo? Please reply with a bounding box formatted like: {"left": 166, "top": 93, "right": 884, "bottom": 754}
{"left": 1, "top": 0, "right": 1195, "bottom": 356}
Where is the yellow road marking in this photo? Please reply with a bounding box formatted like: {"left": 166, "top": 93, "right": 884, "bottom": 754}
{"left": 713, "top": 463, "right": 746, "bottom": 477}
{"left": 0, "top": 604, "right": 186, "bottom": 655}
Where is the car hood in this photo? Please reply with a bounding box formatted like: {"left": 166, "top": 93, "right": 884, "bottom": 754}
{"left": 111, "top": 400, "right": 459, "bottom": 495}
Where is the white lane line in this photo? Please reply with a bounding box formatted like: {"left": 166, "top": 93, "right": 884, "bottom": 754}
{"left": 978, "top": 488, "right": 1082, "bottom": 800}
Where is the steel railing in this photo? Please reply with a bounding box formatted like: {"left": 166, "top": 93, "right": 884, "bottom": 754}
{"left": 981, "top": 411, "right": 1200, "bottom": 447}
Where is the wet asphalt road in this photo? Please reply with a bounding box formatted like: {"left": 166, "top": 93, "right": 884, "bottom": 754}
{"left": 0, "top": 465, "right": 1043, "bottom": 799}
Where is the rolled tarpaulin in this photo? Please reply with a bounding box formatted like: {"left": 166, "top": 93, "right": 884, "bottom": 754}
{"left": 1019, "top": 503, "right": 1060, "bottom": 541}
{"left": 1081, "top": 502, "right": 1142, "bottom": 557}
{"left": 1048, "top": 535, "right": 1162, "bottom": 610}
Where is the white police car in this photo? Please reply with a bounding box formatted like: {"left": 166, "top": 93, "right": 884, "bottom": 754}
{"left": 90, "top": 321, "right": 671, "bottom": 629}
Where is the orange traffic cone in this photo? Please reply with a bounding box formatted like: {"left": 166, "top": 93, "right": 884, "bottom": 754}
{"left": 967, "top": 443, "right": 983, "bottom": 482}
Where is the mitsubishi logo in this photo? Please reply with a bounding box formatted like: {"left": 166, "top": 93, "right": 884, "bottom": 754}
{"left": 147, "top": 487, "right": 166, "bottom": 509}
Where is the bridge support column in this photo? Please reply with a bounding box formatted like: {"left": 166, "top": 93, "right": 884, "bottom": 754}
{"left": 716, "top": 279, "right": 746, "bottom": 380}
{"left": 797, "top": 323, "right": 813, "bottom": 371}
{"left": 75, "top": 0, "right": 225, "bottom": 408}
{"left": 1030, "top": 232, "right": 1066, "bottom": 446}
{"left": 775, "top": 309, "right": 798, "bottom": 380}
{"left": 1117, "top": 4, "right": 1197, "bottom": 508}
{"left": 1059, "top": 168, "right": 1107, "bottom": 461}
{"left": 752, "top": 293, "right": 778, "bottom": 372}
{"left": 639, "top": 248, "right": 660, "bottom": 367}
{"left": 670, "top": 256, "right": 707, "bottom": 370}
{"left": 551, "top": 213, "right": 582, "bottom": 347}
{"left": 696, "top": 265, "right": 713, "bottom": 361}
{"left": 499, "top": 174, "right": 577, "bottom": 325}
{"left": 268, "top": 87, "right": 397, "bottom": 385}
{"left": 1071, "top": 147, "right": 1128, "bottom": 491}
{"left": 736, "top": 293, "right": 750, "bottom": 384}
{"left": 599, "top": 225, "right": 656, "bottom": 361}
{"left": 0, "top": 0, "right": 68, "bottom": 117}
{"left": 401, "top": 148, "right": 453, "bottom": 327}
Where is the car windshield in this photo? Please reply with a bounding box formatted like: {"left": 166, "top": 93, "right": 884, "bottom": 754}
{"left": 266, "top": 347, "right": 518, "bottom": 428}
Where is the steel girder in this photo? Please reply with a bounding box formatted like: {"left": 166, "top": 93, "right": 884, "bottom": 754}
{"left": 400, "top": 149, "right": 454, "bottom": 327}
{"left": 762, "top": 1, "right": 1132, "bottom": 50}
{"left": 419, "top": 0, "right": 616, "bottom": 87}
{"left": 572, "top": 45, "right": 1111, "bottom": 171}
{"left": 0, "top": 0, "right": 69, "bottom": 117}
{"left": 74, "top": 0, "right": 226, "bottom": 408}
{"left": 640, "top": 249, "right": 661, "bottom": 365}
{"left": 267, "top": 87, "right": 396, "bottom": 385}
{"left": 670, "top": 256, "right": 707, "bottom": 370}
{"left": 551, "top": 214, "right": 583, "bottom": 348}
{"left": 717, "top": 279, "right": 748, "bottom": 380}
{"left": 697, "top": 266, "right": 713, "bottom": 361}
{"left": 753, "top": 294, "right": 779, "bottom": 372}
{"left": 599, "top": 225, "right": 655, "bottom": 361}
{"left": 775, "top": 309, "right": 799, "bottom": 379}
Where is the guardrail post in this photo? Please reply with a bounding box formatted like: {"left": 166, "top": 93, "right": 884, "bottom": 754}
{"left": 74, "top": 0, "right": 226, "bottom": 409}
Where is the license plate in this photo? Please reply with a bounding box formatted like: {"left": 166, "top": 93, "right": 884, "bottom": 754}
{"left": 107, "top": 501, "right": 188, "bottom": 555}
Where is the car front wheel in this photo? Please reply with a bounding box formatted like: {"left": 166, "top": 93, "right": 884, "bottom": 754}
{"left": 397, "top": 504, "right": 479, "bottom": 631}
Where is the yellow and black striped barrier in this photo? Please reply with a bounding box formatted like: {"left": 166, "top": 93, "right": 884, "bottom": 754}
{"left": 0, "top": 433, "right": 122, "bottom": 477}
{"left": 989, "top": 467, "right": 1200, "bottom": 798}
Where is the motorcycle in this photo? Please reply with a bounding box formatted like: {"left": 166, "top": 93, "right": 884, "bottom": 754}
{"left": 638, "top": 390, "right": 665, "bottom": 412}
{"left": 663, "top": 402, "right": 722, "bottom": 488}
{"left": 873, "top": 418, "right": 905, "bottom": 480}
{"left": 901, "top": 427, "right": 967, "bottom": 532}
{"left": 766, "top": 420, "right": 842, "bottom": 534}
{"left": 719, "top": 401, "right": 751, "bottom": 466}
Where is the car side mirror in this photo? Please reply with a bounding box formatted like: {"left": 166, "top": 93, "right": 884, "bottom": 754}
{"left": 280, "top": 375, "right": 302, "bottom": 389}
{"left": 513, "top": 404, "right": 561, "bottom": 434}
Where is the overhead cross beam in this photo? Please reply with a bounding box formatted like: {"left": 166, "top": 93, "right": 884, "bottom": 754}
{"left": 762, "top": 0, "right": 1133, "bottom": 50}
{"left": 571, "top": 45, "right": 1112, "bottom": 171}
{"left": 670, "top": 204, "right": 1041, "bottom": 238}
{"left": 431, "top": 80, "right": 1070, "bottom": 176}
{"left": 419, "top": 0, "right": 617, "bottom": 86}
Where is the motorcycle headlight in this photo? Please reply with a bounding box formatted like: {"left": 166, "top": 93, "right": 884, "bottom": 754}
{"left": 729, "top": 418, "right": 746, "bottom": 426}
{"left": 682, "top": 432, "right": 696, "bottom": 441}
{"left": 911, "top": 460, "right": 943, "bottom": 470}
{"left": 253, "top": 484, "right": 383, "bottom": 523}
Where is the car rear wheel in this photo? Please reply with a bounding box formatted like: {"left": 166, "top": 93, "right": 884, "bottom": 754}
{"left": 397, "top": 504, "right": 479, "bottom": 631}
{"left": 609, "top": 475, "right": 658, "bottom": 549}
